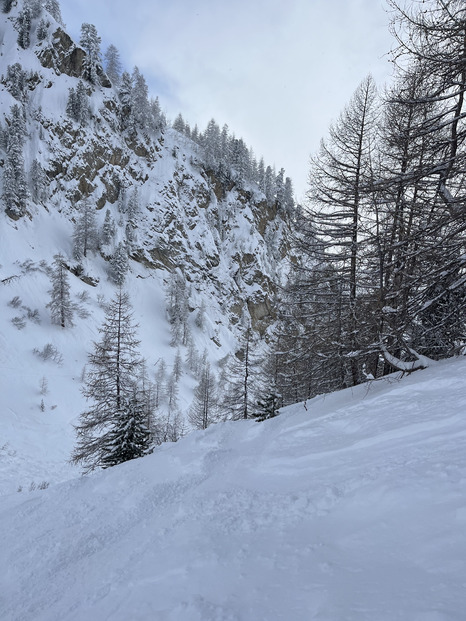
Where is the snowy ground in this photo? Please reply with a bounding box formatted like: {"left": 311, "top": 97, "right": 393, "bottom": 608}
{"left": 1, "top": 357, "right": 465, "bottom": 620}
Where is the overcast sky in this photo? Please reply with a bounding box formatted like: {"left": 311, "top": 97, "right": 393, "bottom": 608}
{"left": 60, "top": 0, "right": 394, "bottom": 200}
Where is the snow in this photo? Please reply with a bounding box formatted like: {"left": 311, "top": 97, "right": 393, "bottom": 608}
{"left": 1, "top": 357, "right": 466, "bottom": 620}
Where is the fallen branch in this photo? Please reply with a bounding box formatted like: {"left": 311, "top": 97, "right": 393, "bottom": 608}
{"left": 380, "top": 344, "right": 433, "bottom": 373}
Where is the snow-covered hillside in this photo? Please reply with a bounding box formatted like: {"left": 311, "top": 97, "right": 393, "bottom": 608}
{"left": 1, "top": 357, "right": 465, "bottom": 620}
{"left": 0, "top": 1, "right": 291, "bottom": 490}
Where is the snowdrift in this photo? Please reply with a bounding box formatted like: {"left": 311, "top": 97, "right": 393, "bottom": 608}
{"left": 1, "top": 358, "right": 466, "bottom": 620}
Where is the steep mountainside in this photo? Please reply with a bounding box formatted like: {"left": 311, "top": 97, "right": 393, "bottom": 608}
{"left": 0, "top": 1, "right": 290, "bottom": 333}
{"left": 0, "top": 0, "right": 292, "bottom": 491}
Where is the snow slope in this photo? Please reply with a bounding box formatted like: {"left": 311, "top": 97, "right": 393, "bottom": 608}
{"left": 1, "top": 357, "right": 465, "bottom": 621}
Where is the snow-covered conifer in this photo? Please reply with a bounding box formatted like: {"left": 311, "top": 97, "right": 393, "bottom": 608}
{"left": 46, "top": 254, "right": 74, "bottom": 328}
{"left": 30, "top": 159, "right": 48, "bottom": 204}
{"left": 194, "top": 300, "right": 206, "bottom": 330}
{"left": 154, "top": 359, "right": 166, "bottom": 409}
{"left": 26, "top": 0, "right": 42, "bottom": 19}
{"left": 185, "top": 339, "right": 200, "bottom": 375}
{"left": 44, "top": 0, "right": 63, "bottom": 24}
{"left": 173, "top": 349, "right": 183, "bottom": 382}
{"left": 172, "top": 113, "right": 186, "bottom": 134}
{"left": 166, "top": 272, "right": 190, "bottom": 346}
{"left": 73, "top": 198, "right": 98, "bottom": 259}
{"left": 17, "top": 6, "right": 31, "bottom": 49}
{"left": 101, "top": 208, "right": 116, "bottom": 245}
{"left": 188, "top": 358, "right": 218, "bottom": 430}
{"left": 264, "top": 165, "right": 275, "bottom": 205}
{"left": 149, "top": 96, "right": 165, "bottom": 133}
{"left": 104, "top": 44, "right": 122, "bottom": 87}
{"left": 284, "top": 177, "right": 294, "bottom": 214}
{"left": 71, "top": 290, "right": 152, "bottom": 472}
{"left": 36, "top": 17, "right": 48, "bottom": 41}
{"left": 129, "top": 67, "right": 150, "bottom": 133}
{"left": 165, "top": 371, "right": 179, "bottom": 412}
{"left": 222, "top": 323, "right": 262, "bottom": 420}
{"left": 257, "top": 158, "right": 266, "bottom": 193}
{"left": 109, "top": 241, "right": 129, "bottom": 285}
{"left": 254, "top": 392, "right": 280, "bottom": 422}
{"left": 80, "top": 23, "right": 101, "bottom": 84}
{"left": 3, "top": 105, "right": 28, "bottom": 218}
{"left": 275, "top": 168, "right": 285, "bottom": 208}
{"left": 66, "top": 81, "right": 89, "bottom": 124}
{"left": 118, "top": 71, "right": 132, "bottom": 128}
{"left": 5, "top": 64, "right": 27, "bottom": 101}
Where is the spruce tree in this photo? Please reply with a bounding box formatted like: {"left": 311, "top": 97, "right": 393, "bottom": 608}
{"left": 254, "top": 392, "right": 281, "bottom": 422}
{"left": 80, "top": 23, "right": 101, "bottom": 84}
{"left": 109, "top": 241, "right": 129, "bottom": 285}
{"left": 129, "top": 67, "right": 150, "bottom": 134}
{"left": 30, "top": 159, "right": 48, "bottom": 204}
{"left": 47, "top": 254, "right": 74, "bottom": 328}
{"left": 71, "top": 290, "right": 152, "bottom": 472}
{"left": 101, "top": 208, "right": 116, "bottom": 245}
{"left": 104, "top": 44, "right": 122, "bottom": 87}
{"left": 118, "top": 71, "right": 133, "bottom": 129}
{"left": 44, "top": 0, "right": 63, "bottom": 24}
{"left": 3, "top": 105, "right": 28, "bottom": 218}
{"left": 73, "top": 198, "right": 98, "bottom": 259}
{"left": 17, "top": 6, "right": 31, "bottom": 49}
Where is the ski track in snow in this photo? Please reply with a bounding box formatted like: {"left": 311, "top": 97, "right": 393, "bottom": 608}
{"left": 1, "top": 358, "right": 466, "bottom": 620}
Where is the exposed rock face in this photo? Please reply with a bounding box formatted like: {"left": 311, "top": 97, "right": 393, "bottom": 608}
{"left": 36, "top": 28, "right": 85, "bottom": 78}
{"left": 36, "top": 28, "right": 111, "bottom": 87}
{"left": 0, "top": 4, "right": 291, "bottom": 342}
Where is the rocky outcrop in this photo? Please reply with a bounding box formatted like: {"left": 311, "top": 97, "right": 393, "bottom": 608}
{"left": 36, "top": 28, "right": 111, "bottom": 88}
{"left": 36, "top": 28, "right": 85, "bottom": 78}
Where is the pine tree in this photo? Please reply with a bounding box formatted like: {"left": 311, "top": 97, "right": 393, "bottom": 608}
{"left": 154, "top": 359, "right": 166, "bottom": 409}
{"left": 284, "top": 177, "right": 294, "bottom": 214}
{"left": 149, "top": 96, "right": 165, "bottom": 134}
{"left": 222, "top": 323, "right": 262, "bottom": 420}
{"left": 129, "top": 66, "right": 150, "bottom": 134}
{"left": 30, "top": 159, "right": 48, "bottom": 204}
{"left": 379, "top": 0, "right": 466, "bottom": 361}
{"left": 36, "top": 17, "right": 48, "bottom": 41}
{"left": 304, "top": 75, "right": 378, "bottom": 386}
{"left": 173, "top": 349, "right": 183, "bottom": 382}
{"left": 99, "top": 388, "right": 152, "bottom": 468}
{"left": 3, "top": 104, "right": 28, "bottom": 218}
{"left": 71, "top": 290, "right": 152, "bottom": 472}
{"left": 118, "top": 71, "right": 133, "bottom": 129}
{"left": 73, "top": 198, "right": 98, "bottom": 259}
{"left": 254, "top": 392, "right": 281, "bottom": 422}
{"left": 109, "top": 241, "right": 129, "bottom": 285}
{"left": 101, "top": 208, "right": 116, "bottom": 245}
{"left": 80, "top": 23, "right": 101, "bottom": 84}
{"left": 66, "top": 81, "right": 90, "bottom": 125}
{"left": 17, "top": 6, "right": 31, "bottom": 49}
{"left": 275, "top": 168, "right": 285, "bottom": 208}
{"left": 172, "top": 113, "right": 186, "bottom": 134}
{"left": 188, "top": 358, "right": 218, "bottom": 430}
{"left": 44, "top": 0, "right": 63, "bottom": 24}
{"left": 264, "top": 165, "right": 275, "bottom": 205}
{"left": 26, "top": 0, "right": 42, "bottom": 19}
{"left": 5, "top": 63, "right": 27, "bottom": 101}
{"left": 104, "top": 44, "right": 122, "bottom": 87}
{"left": 166, "top": 272, "right": 190, "bottom": 346}
{"left": 46, "top": 254, "right": 74, "bottom": 328}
